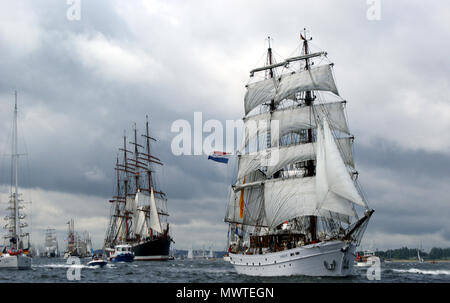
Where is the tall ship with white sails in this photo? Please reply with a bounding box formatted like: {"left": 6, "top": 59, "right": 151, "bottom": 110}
{"left": 104, "top": 118, "right": 172, "bottom": 261}
{"left": 0, "top": 92, "right": 32, "bottom": 269}
{"left": 225, "top": 31, "right": 374, "bottom": 277}
{"left": 44, "top": 227, "right": 58, "bottom": 257}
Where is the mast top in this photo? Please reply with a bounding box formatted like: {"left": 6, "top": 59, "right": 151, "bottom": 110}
{"left": 300, "top": 28, "right": 312, "bottom": 41}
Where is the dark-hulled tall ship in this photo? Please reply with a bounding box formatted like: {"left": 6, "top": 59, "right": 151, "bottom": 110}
{"left": 104, "top": 117, "right": 172, "bottom": 261}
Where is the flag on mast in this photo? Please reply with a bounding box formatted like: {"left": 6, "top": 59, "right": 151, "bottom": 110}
{"left": 207, "top": 151, "right": 230, "bottom": 164}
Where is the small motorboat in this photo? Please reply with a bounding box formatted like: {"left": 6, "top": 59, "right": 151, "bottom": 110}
{"left": 109, "top": 244, "right": 134, "bottom": 263}
{"left": 354, "top": 250, "right": 376, "bottom": 267}
{"left": 87, "top": 256, "right": 107, "bottom": 267}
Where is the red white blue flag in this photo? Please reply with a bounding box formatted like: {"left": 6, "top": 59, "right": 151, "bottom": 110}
{"left": 208, "top": 151, "right": 230, "bottom": 164}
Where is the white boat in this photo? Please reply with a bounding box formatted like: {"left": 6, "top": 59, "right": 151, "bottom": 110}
{"left": 354, "top": 250, "right": 376, "bottom": 267}
{"left": 87, "top": 256, "right": 107, "bottom": 267}
{"left": 224, "top": 31, "right": 374, "bottom": 277}
{"left": 223, "top": 254, "right": 231, "bottom": 262}
{"left": 187, "top": 247, "right": 193, "bottom": 259}
{"left": 0, "top": 93, "right": 31, "bottom": 269}
{"left": 0, "top": 251, "right": 31, "bottom": 269}
{"left": 108, "top": 244, "right": 134, "bottom": 262}
{"left": 417, "top": 248, "right": 424, "bottom": 263}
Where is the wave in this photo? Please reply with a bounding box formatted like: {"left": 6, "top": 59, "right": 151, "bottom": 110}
{"left": 393, "top": 268, "right": 450, "bottom": 276}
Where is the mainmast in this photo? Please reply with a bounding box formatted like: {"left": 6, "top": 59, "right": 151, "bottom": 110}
{"left": 144, "top": 116, "right": 153, "bottom": 192}
{"left": 12, "top": 91, "right": 19, "bottom": 247}
{"left": 300, "top": 29, "right": 318, "bottom": 242}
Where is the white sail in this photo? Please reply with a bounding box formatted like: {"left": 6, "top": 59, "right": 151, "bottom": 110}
{"left": 141, "top": 219, "right": 149, "bottom": 238}
{"left": 238, "top": 137, "right": 353, "bottom": 180}
{"left": 149, "top": 188, "right": 162, "bottom": 233}
{"left": 263, "top": 177, "right": 354, "bottom": 227}
{"left": 226, "top": 171, "right": 266, "bottom": 226}
{"left": 133, "top": 208, "right": 146, "bottom": 235}
{"left": 244, "top": 64, "right": 339, "bottom": 114}
{"left": 245, "top": 77, "right": 277, "bottom": 115}
{"left": 242, "top": 101, "right": 349, "bottom": 149}
{"left": 238, "top": 143, "right": 315, "bottom": 179}
{"left": 317, "top": 119, "right": 366, "bottom": 207}
{"left": 225, "top": 187, "right": 243, "bottom": 225}
{"left": 115, "top": 216, "right": 123, "bottom": 240}
{"left": 125, "top": 196, "right": 136, "bottom": 212}
{"left": 276, "top": 64, "right": 339, "bottom": 103}
{"left": 135, "top": 191, "right": 147, "bottom": 207}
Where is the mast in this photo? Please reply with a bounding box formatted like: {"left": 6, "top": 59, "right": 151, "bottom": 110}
{"left": 123, "top": 135, "right": 129, "bottom": 242}
{"left": 12, "top": 91, "right": 19, "bottom": 248}
{"left": 267, "top": 36, "right": 275, "bottom": 113}
{"left": 133, "top": 123, "right": 139, "bottom": 191}
{"left": 145, "top": 116, "right": 152, "bottom": 192}
{"left": 301, "top": 29, "right": 317, "bottom": 242}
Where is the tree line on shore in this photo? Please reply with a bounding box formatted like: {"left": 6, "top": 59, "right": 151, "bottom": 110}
{"left": 359, "top": 247, "right": 450, "bottom": 260}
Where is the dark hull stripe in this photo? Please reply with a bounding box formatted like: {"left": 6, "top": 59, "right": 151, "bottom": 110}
{"left": 131, "top": 237, "right": 171, "bottom": 261}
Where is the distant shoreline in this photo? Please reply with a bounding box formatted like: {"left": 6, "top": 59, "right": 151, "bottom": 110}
{"left": 384, "top": 259, "right": 450, "bottom": 263}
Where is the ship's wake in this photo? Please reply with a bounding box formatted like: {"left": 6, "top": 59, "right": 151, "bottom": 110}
{"left": 392, "top": 268, "right": 450, "bottom": 276}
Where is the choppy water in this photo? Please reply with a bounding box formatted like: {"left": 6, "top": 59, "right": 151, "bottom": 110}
{"left": 0, "top": 257, "right": 449, "bottom": 283}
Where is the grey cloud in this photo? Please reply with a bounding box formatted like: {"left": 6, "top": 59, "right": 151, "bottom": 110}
{"left": 0, "top": 0, "right": 449, "bottom": 250}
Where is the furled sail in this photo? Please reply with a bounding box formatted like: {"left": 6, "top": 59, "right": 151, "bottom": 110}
{"left": 149, "top": 188, "right": 162, "bottom": 233}
{"left": 242, "top": 101, "right": 349, "bottom": 149}
{"left": 244, "top": 64, "right": 339, "bottom": 114}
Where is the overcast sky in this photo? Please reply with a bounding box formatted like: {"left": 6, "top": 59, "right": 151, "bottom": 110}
{"left": 0, "top": 0, "right": 449, "bottom": 252}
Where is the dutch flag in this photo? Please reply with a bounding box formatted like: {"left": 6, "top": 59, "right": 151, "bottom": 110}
{"left": 208, "top": 151, "right": 230, "bottom": 164}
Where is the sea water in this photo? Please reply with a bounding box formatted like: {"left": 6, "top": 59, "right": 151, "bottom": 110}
{"left": 0, "top": 257, "right": 449, "bottom": 283}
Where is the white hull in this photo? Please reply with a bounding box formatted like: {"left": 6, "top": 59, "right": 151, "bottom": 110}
{"left": 229, "top": 240, "right": 355, "bottom": 277}
{"left": 0, "top": 254, "right": 32, "bottom": 269}
{"left": 355, "top": 261, "right": 371, "bottom": 267}
{"left": 223, "top": 255, "right": 231, "bottom": 262}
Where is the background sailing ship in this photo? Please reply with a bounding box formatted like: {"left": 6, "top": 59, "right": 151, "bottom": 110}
{"left": 0, "top": 92, "right": 32, "bottom": 269}
{"left": 104, "top": 118, "right": 172, "bottom": 261}
{"left": 63, "top": 218, "right": 93, "bottom": 258}
{"left": 43, "top": 227, "right": 59, "bottom": 257}
{"left": 225, "top": 31, "right": 374, "bottom": 276}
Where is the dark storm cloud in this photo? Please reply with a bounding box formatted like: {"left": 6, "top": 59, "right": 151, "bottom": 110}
{"left": 0, "top": 0, "right": 449, "bottom": 249}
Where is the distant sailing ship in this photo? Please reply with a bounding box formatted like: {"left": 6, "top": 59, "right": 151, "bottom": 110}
{"left": 64, "top": 219, "right": 92, "bottom": 258}
{"left": 44, "top": 228, "right": 59, "bottom": 257}
{"left": 0, "top": 92, "right": 32, "bottom": 269}
{"left": 417, "top": 248, "right": 424, "bottom": 263}
{"left": 104, "top": 118, "right": 172, "bottom": 261}
{"left": 225, "top": 31, "right": 374, "bottom": 277}
{"left": 187, "top": 247, "right": 194, "bottom": 259}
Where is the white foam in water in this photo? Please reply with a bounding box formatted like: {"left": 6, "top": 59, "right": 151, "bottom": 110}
{"left": 393, "top": 268, "right": 450, "bottom": 275}
{"left": 33, "top": 264, "right": 89, "bottom": 269}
